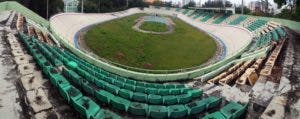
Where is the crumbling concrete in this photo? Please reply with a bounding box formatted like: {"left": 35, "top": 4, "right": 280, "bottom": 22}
{"left": 11, "top": 49, "right": 24, "bottom": 56}
{"left": 260, "top": 96, "right": 287, "bottom": 119}
{"left": 14, "top": 54, "right": 32, "bottom": 65}
{"left": 221, "top": 85, "right": 250, "bottom": 103}
{"left": 251, "top": 76, "right": 278, "bottom": 107}
{"left": 18, "top": 63, "right": 35, "bottom": 75}
{"left": 20, "top": 74, "right": 44, "bottom": 91}
{"left": 34, "top": 110, "right": 59, "bottom": 119}
{"left": 26, "top": 88, "right": 53, "bottom": 113}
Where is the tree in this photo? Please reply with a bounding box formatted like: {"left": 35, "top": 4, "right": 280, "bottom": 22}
{"left": 203, "top": 0, "right": 232, "bottom": 8}
{"left": 235, "top": 6, "right": 251, "bottom": 14}
{"left": 182, "top": 0, "right": 196, "bottom": 9}
{"left": 78, "top": 0, "right": 147, "bottom": 13}
{"left": 0, "top": 0, "right": 63, "bottom": 19}
{"left": 274, "top": 0, "right": 300, "bottom": 21}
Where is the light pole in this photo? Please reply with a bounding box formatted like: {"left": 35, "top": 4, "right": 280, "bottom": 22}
{"left": 81, "top": 0, "right": 84, "bottom": 13}
{"left": 241, "top": 0, "right": 244, "bottom": 14}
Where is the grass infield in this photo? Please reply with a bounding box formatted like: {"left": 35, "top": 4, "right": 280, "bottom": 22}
{"left": 139, "top": 21, "right": 169, "bottom": 32}
{"left": 84, "top": 14, "right": 216, "bottom": 70}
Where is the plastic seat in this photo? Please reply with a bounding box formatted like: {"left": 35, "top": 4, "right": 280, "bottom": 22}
{"left": 163, "top": 95, "right": 177, "bottom": 105}
{"left": 148, "top": 94, "right": 163, "bottom": 105}
{"left": 105, "top": 83, "right": 120, "bottom": 95}
{"left": 58, "top": 85, "right": 83, "bottom": 106}
{"left": 148, "top": 105, "right": 168, "bottom": 119}
{"left": 202, "top": 111, "right": 226, "bottom": 119}
{"left": 132, "top": 92, "right": 148, "bottom": 102}
{"left": 146, "top": 88, "right": 158, "bottom": 95}
{"left": 95, "top": 90, "right": 115, "bottom": 104}
{"left": 73, "top": 96, "right": 104, "bottom": 119}
{"left": 185, "top": 100, "right": 206, "bottom": 115}
{"left": 125, "top": 79, "right": 136, "bottom": 85}
{"left": 136, "top": 81, "right": 146, "bottom": 87}
{"left": 220, "top": 102, "right": 246, "bottom": 119}
{"left": 158, "top": 89, "right": 169, "bottom": 96}
{"left": 111, "top": 96, "right": 131, "bottom": 111}
{"left": 188, "top": 90, "right": 203, "bottom": 98}
{"left": 170, "top": 88, "right": 181, "bottom": 95}
{"left": 124, "top": 83, "right": 136, "bottom": 91}
{"left": 114, "top": 80, "right": 124, "bottom": 88}
{"left": 136, "top": 86, "right": 146, "bottom": 93}
{"left": 102, "top": 109, "right": 122, "bottom": 119}
{"left": 118, "top": 89, "right": 133, "bottom": 99}
{"left": 167, "top": 105, "right": 188, "bottom": 118}
{"left": 177, "top": 94, "right": 192, "bottom": 104}
{"left": 94, "top": 79, "right": 108, "bottom": 89}
{"left": 128, "top": 102, "right": 148, "bottom": 116}
{"left": 82, "top": 80, "right": 96, "bottom": 96}
{"left": 205, "top": 96, "right": 222, "bottom": 109}
{"left": 62, "top": 69, "right": 83, "bottom": 87}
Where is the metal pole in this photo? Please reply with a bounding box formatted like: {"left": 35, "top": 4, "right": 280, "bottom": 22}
{"left": 241, "top": 0, "right": 244, "bottom": 14}
{"left": 126, "top": 0, "right": 129, "bottom": 8}
{"left": 98, "top": 0, "right": 100, "bottom": 13}
{"left": 81, "top": 0, "right": 84, "bottom": 13}
{"left": 46, "top": 0, "right": 49, "bottom": 20}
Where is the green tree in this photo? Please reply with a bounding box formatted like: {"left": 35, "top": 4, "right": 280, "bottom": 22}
{"left": 1, "top": 0, "right": 63, "bottom": 19}
{"left": 182, "top": 0, "right": 196, "bottom": 9}
{"left": 274, "top": 0, "right": 300, "bottom": 21}
{"left": 78, "top": 0, "right": 146, "bottom": 13}
{"left": 235, "top": 6, "right": 251, "bottom": 14}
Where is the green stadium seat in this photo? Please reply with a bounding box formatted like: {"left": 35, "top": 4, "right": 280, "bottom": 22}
{"left": 114, "top": 80, "right": 124, "bottom": 88}
{"left": 111, "top": 96, "right": 131, "bottom": 111}
{"left": 105, "top": 83, "right": 120, "bottom": 95}
{"left": 188, "top": 89, "right": 203, "bottom": 98}
{"left": 220, "top": 102, "right": 247, "bottom": 119}
{"left": 124, "top": 83, "right": 136, "bottom": 91}
{"left": 202, "top": 111, "right": 226, "bottom": 119}
{"left": 158, "top": 89, "right": 169, "bottom": 96}
{"left": 170, "top": 88, "right": 181, "bottom": 95}
{"left": 204, "top": 96, "right": 222, "bottom": 109}
{"left": 136, "top": 86, "right": 147, "bottom": 93}
{"left": 132, "top": 92, "right": 148, "bottom": 102}
{"left": 148, "top": 105, "right": 168, "bottom": 119}
{"left": 128, "top": 102, "right": 148, "bottom": 116}
{"left": 102, "top": 109, "right": 122, "bottom": 119}
{"left": 177, "top": 94, "right": 192, "bottom": 104}
{"left": 82, "top": 80, "right": 96, "bottom": 96}
{"left": 118, "top": 89, "right": 133, "bottom": 99}
{"left": 73, "top": 96, "right": 104, "bottom": 119}
{"left": 95, "top": 90, "right": 115, "bottom": 104}
{"left": 136, "top": 81, "right": 146, "bottom": 87}
{"left": 163, "top": 95, "right": 178, "bottom": 105}
{"left": 148, "top": 94, "right": 163, "bottom": 104}
{"left": 58, "top": 85, "right": 83, "bottom": 105}
{"left": 146, "top": 88, "right": 158, "bottom": 94}
{"left": 94, "top": 78, "right": 108, "bottom": 89}
{"left": 62, "top": 68, "right": 83, "bottom": 87}
{"left": 167, "top": 105, "right": 188, "bottom": 118}
{"left": 185, "top": 100, "right": 206, "bottom": 115}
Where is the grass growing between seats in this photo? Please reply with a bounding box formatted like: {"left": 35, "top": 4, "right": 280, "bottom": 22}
{"left": 140, "top": 21, "right": 169, "bottom": 32}
{"left": 84, "top": 13, "right": 216, "bottom": 70}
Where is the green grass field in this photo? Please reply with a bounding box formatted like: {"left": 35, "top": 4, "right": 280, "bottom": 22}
{"left": 140, "top": 21, "right": 169, "bottom": 32}
{"left": 84, "top": 14, "right": 216, "bottom": 70}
